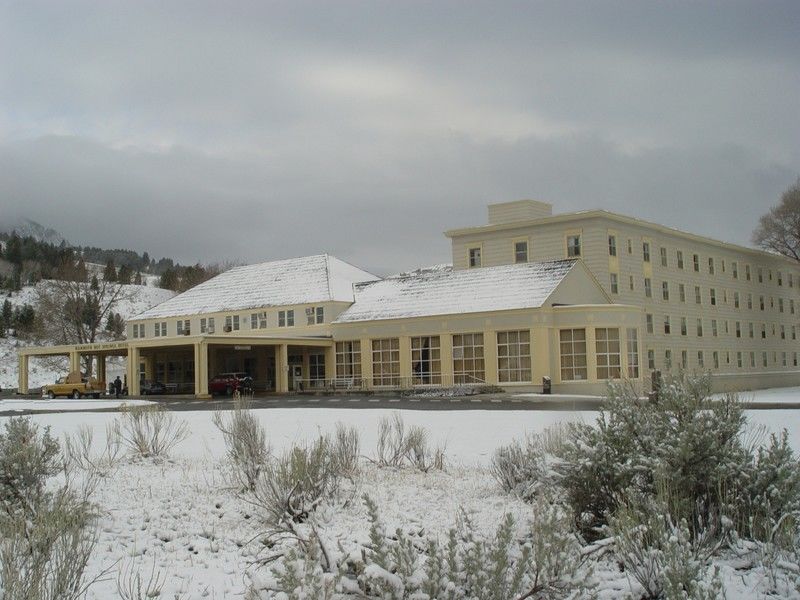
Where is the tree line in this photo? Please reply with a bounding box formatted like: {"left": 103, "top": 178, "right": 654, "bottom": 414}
{"left": 0, "top": 233, "right": 219, "bottom": 292}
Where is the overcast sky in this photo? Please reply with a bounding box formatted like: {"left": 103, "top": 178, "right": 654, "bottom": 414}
{"left": 1, "top": 1, "right": 798, "bottom": 274}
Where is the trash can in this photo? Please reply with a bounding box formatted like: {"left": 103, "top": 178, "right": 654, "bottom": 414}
{"left": 542, "top": 376, "right": 552, "bottom": 395}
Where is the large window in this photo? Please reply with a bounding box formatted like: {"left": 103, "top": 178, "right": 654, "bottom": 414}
{"left": 642, "top": 242, "right": 650, "bottom": 263}
{"left": 660, "top": 247, "right": 667, "bottom": 267}
{"left": 372, "top": 338, "right": 400, "bottom": 387}
{"left": 595, "top": 328, "right": 621, "bottom": 379}
{"left": 497, "top": 330, "right": 531, "bottom": 383}
{"left": 309, "top": 353, "right": 325, "bottom": 381}
{"left": 608, "top": 235, "right": 617, "bottom": 256}
{"left": 567, "top": 235, "right": 581, "bottom": 257}
{"left": 154, "top": 322, "right": 166, "bottom": 337}
{"left": 559, "top": 328, "right": 587, "bottom": 381}
{"left": 452, "top": 333, "right": 485, "bottom": 384}
{"left": 626, "top": 328, "right": 639, "bottom": 378}
{"left": 610, "top": 273, "right": 619, "bottom": 294}
{"left": 335, "top": 341, "right": 361, "bottom": 380}
{"left": 411, "top": 336, "right": 441, "bottom": 385}
{"left": 177, "top": 319, "right": 190, "bottom": 335}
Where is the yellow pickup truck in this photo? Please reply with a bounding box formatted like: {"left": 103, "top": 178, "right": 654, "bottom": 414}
{"left": 42, "top": 371, "right": 105, "bottom": 399}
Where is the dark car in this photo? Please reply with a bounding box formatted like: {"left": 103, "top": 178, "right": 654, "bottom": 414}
{"left": 209, "top": 372, "right": 254, "bottom": 396}
{"left": 140, "top": 380, "right": 167, "bottom": 396}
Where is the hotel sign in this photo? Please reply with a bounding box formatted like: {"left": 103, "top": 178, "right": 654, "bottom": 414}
{"left": 75, "top": 342, "right": 129, "bottom": 352}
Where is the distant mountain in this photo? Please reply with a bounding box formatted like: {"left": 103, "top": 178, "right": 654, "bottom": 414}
{"left": 0, "top": 218, "right": 68, "bottom": 246}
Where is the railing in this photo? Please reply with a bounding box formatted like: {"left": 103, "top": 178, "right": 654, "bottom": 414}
{"left": 291, "top": 373, "right": 486, "bottom": 393}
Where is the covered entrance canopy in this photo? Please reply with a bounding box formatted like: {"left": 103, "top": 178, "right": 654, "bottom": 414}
{"left": 18, "top": 335, "right": 335, "bottom": 398}
{"left": 18, "top": 340, "right": 130, "bottom": 395}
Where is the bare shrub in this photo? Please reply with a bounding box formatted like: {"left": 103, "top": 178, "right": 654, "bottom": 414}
{"left": 330, "top": 423, "right": 360, "bottom": 479}
{"left": 213, "top": 401, "right": 270, "bottom": 492}
{"left": 375, "top": 413, "right": 446, "bottom": 472}
{"left": 63, "top": 422, "right": 123, "bottom": 478}
{"left": 376, "top": 413, "right": 407, "bottom": 467}
{"left": 119, "top": 404, "right": 189, "bottom": 458}
{"left": 116, "top": 557, "right": 167, "bottom": 600}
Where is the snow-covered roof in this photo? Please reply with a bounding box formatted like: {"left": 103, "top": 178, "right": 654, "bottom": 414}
{"left": 334, "top": 259, "right": 579, "bottom": 323}
{"left": 133, "top": 254, "right": 379, "bottom": 320}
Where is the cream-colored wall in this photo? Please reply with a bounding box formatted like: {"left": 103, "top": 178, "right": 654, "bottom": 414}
{"left": 127, "top": 300, "right": 352, "bottom": 342}
{"left": 331, "top": 304, "right": 643, "bottom": 392}
{"left": 448, "top": 213, "right": 800, "bottom": 387}
{"left": 488, "top": 200, "right": 553, "bottom": 224}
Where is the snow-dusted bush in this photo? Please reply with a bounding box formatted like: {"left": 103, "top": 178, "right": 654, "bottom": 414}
{"left": 610, "top": 499, "right": 724, "bottom": 600}
{"left": 0, "top": 417, "right": 60, "bottom": 509}
{"left": 0, "top": 418, "right": 98, "bottom": 600}
{"left": 375, "top": 413, "right": 446, "bottom": 472}
{"left": 254, "top": 494, "right": 592, "bottom": 600}
{"left": 213, "top": 400, "right": 270, "bottom": 492}
{"left": 254, "top": 434, "right": 354, "bottom": 527}
{"left": 491, "top": 425, "right": 566, "bottom": 502}
{"left": 739, "top": 429, "right": 800, "bottom": 545}
{"left": 555, "top": 374, "right": 749, "bottom": 539}
{"left": 119, "top": 404, "right": 189, "bottom": 458}
{"left": 261, "top": 543, "right": 339, "bottom": 600}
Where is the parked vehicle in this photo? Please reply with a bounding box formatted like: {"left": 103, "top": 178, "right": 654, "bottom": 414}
{"left": 42, "top": 371, "right": 105, "bottom": 399}
{"left": 209, "top": 372, "right": 254, "bottom": 396}
{"left": 140, "top": 380, "right": 167, "bottom": 396}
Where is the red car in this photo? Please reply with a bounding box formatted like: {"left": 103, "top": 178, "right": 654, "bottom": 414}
{"left": 209, "top": 372, "right": 254, "bottom": 396}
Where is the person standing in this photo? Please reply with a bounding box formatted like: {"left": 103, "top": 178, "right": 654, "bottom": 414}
{"left": 113, "top": 376, "right": 122, "bottom": 399}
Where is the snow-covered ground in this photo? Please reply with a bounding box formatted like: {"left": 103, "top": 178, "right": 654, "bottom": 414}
{"left": 5, "top": 405, "right": 799, "bottom": 599}
{"left": 0, "top": 282, "right": 175, "bottom": 390}
{"left": 0, "top": 397, "right": 154, "bottom": 413}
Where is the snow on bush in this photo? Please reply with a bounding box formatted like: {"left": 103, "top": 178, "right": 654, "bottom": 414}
{"left": 491, "top": 424, "right": 567, "bottom": 502}
{"left": 0, "top": 417, "right": 98, "bottom": 600}
{"left": 553, "top": 373, "right": 800, "bottom": 544}
{"left": 251, "top": 494, "right": 592, "bottom": 599}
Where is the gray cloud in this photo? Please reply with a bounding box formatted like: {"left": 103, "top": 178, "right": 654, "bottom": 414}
{"left": 0, "top": 1, "right": 798, "bottom": 275}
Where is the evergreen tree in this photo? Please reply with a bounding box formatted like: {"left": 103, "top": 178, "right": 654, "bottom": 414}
{"left": 103, "top": 259, "right": 117, "bottom": 282}
{"left": 5, "top": 233, "right": 22, "bottom": 266}
{"left": 0, "top": 299, "right": 11, "bottom": 337}
{"left": 134, "top": 271, "right": 143, "bottom": 285}
{"left": 75, "top": 257, "right": 88, "bottom": 282}
{"left": 90, "top": 274, "right": 99, "bottom": 291}
{"left": 117, "top": 264, "right": 132, "bottom": 284}
{"left": 158, "top": 267, "right": 178, "bottom": 290}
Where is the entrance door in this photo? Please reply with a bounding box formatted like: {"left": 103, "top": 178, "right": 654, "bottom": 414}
{"left": 289, "top": 365, "right": 303, "bottom": 390}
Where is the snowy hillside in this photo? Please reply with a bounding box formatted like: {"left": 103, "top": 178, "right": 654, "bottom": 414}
{"left": 0, "top": 217, "right": 67, "bottom": 245}
{"left": 0, "top": 283, "right": 175, "bottom": 390}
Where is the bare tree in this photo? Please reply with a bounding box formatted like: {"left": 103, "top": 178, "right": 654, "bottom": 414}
{"left": 35, "top": 278, "right": 136, "bottom": 375}
{"left": 752, "top": 178, "right": 800, "bottom": 261}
